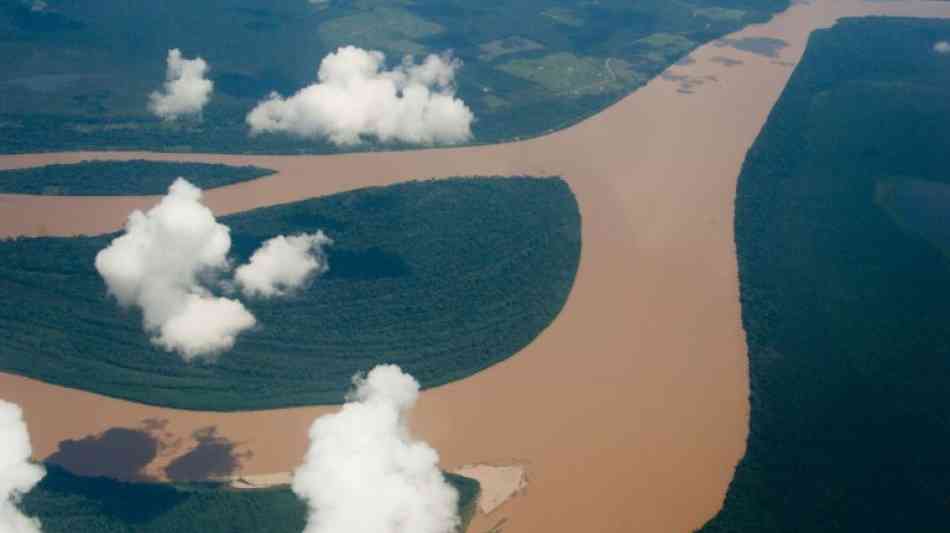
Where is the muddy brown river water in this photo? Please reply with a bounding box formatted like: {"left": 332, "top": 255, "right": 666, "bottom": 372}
{"left": 3, "top": 1, "right": 950, "bottom": 531}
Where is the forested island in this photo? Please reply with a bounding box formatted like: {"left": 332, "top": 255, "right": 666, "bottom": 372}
{"left": 0, "top": 160, "right": 274, "bottom": 195}
{"left": 21, "top": 466, "right": 479, "bottom": 533}
{"left": 0, "top": 176, "right": 581, "bottom": 410}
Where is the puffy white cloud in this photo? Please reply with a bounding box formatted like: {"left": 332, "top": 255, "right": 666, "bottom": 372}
{"left": 235, "top": 232, "right": 333, "bottom": 298}
{"left": 935, "top": 41, "right": 950, "bottom": 54}
{"left": 154, "top": 294, "right": 257, "bottom": 357}
{"left": 149, "top": 49, "right": 213, "bottom": 120}
{"left": 247, "top": 46, "right": 474, "bottom": 146}
{"left": 95, "top": 178, "right": 255, "bottom": 359}
{"left": 293, "top": 365, "right": 460, "bottom": 533}
{"left": 0, "top": 400, "right": 44, "bottom": 533}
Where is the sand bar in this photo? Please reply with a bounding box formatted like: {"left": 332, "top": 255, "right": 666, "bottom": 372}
{"left": 453, "top": 464, "right": 527, "bottom": 515}
{"left": 3, "top": 2, "right": 950, "bottom": 532}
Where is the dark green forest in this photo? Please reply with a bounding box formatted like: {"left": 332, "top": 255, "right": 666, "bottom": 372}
{"left": 699, "top": 17, "right": 950, "bottom": 533}
{"left": 20, "top": 465, "right": 479, "bottom": 533}
{"left": 0, "top": 160, "right": 274, "bottom": 195}
{"left": 0, "top": 177, "right": 581, "bottom": 410}
{"left": 0, "top": 0, "right": 787, "bottom": 154}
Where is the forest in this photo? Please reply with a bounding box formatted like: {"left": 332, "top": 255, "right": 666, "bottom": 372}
{"left": 698, "top": 17, "right": 950, "bottom": 533}
{"left": 0, "top": 159, "right": 274, "bottom": 195}
{"left": 0, "top": 176, "right": 581, "bottom": 410}
{"left": 0, "top": 0, "right": 788, "bottom": 154}
{"left": 20, "top": 465, "right": 480, "bottom": 533}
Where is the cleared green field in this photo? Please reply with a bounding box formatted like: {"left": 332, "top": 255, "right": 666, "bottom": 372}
{"left": 318, "top": 6, "right": 444, "bottom": 56}
{"left": 499, "top": 53, "right": 637, "bottom": 96}
{"left": 0, "top": 176, "right": 580, "bottom": 410}
{"left": 694, "top": 7, "right": 746, "bottom": 22}
{"left": 541, "top": 7, "right": 584, "bottom": 28}
{"left": 478, "top": 37, "right": 544, "bottom": 62}
{"left": 481, "top": 93, "right": 510, "bottom": 110}
{"left": 635, "top": 33, "right": 697, "bottom": 65}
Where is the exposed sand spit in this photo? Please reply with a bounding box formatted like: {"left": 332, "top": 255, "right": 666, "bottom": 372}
{"left": 453, "top": 464, "right": 527, "bottom": 515}
{"left": 230, "top": 472, "right": 292, "bottom": 489}
{"left": 3, "top": 2, "right": 950, "bottom": 532}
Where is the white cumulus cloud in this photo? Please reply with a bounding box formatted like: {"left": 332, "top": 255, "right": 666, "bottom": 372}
{"left": 935, "top": 41, "right": 950, "bottom": 54}
{"left": 293, "top": 364, "right": 460, "bottom": 533}
{"left": 95, "top": 178, "right": 255, "bottom": 359}
{"left": 154, "top": 294, "right": 257, "bottom": 356}
{"left": 246, "top": 46, "right": 474, "bottom": 146}
{"left": 0, "top": 400, "right": 45, "bottom": 533}
{"left": 149, "top": 49, "right": 213, "bottom": 120}
{"left": 235, "top": 232, "right": 333, "bottom": 298}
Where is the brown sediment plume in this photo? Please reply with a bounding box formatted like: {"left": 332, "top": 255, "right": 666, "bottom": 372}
{"left": 3, "top": 2, "right": 950, "bottom": 532}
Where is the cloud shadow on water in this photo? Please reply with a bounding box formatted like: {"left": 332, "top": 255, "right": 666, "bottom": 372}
{"left": 164, "top": 426, "right": 251, "bottom": 481}
{"left": 661, "top": 71, "right": 710, "bottom": 95}
{"left": 45, "top": 425, "right": 163, "bottom": 481}
{"left": 711, "top": 56, "right": 744, "bottom": 67}
{"left": 716, "top": 37, "right": 789, "bottom": 58}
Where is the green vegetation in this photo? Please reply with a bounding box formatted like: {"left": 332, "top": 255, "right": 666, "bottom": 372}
{"left": 637, "top": 33, "right": 695, "bottom": 49}
{"left": 636, "top": 33, "right": 697, "bottom": 64}
{"left": 699, "top": 18, "right": 950, "bottom": 533}
{"left": 876, "top": 178, "right": 950, "bottom": 259}
{"left": 318, "top": 6, "right": 445, "bottom": 56}
{"left": 540, "top": 7, "right": 584, "bottom": 28}
{"left": 453, "top": 472, "right": 481, "bottom": 531}
{"left": 21, "top": 465, "right": 479, "bottom": 533}
{"left": 0, "top": 0, "right": 789, "bottom": 153}
{"left": 694, "top": 7, "right": 746, "bottom": 22}
{"left": 478, "top": 37, "right": 544, "bottom": 62}
{"left": 498, "top": 53, "right": 638, "bottom": 97}
{"left": 0, "top": 160, "right": 275, "bottom": 195}
{"left": 0, "top": 177, "right": 580, "bottom": 410}
{"left": 481, "top": 93, "right": 510, "bottom": 111}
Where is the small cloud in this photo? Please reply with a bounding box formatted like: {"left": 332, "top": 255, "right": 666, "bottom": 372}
{"left": 95, "top": 178, "right": 255, "bottom": 359}
{"left": 0, "top": 399, "right": 45, "bottom": 533}
{"left": 293, "top": 365, "right": 460, "bottom": 533}
{"left": 935, "top": 41, "right": 950, "bottom": 54}
{"left": 247, "top": 46, "right": 474, "bottom": 146}
{"left": 235, "top": 232, "right": 333, "bottom": 298}
{"left": 155, "top": 293, "right": 257, "bottom": 357}
{"left": 149, "top": 49, "right": 213, "bottom": 120}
